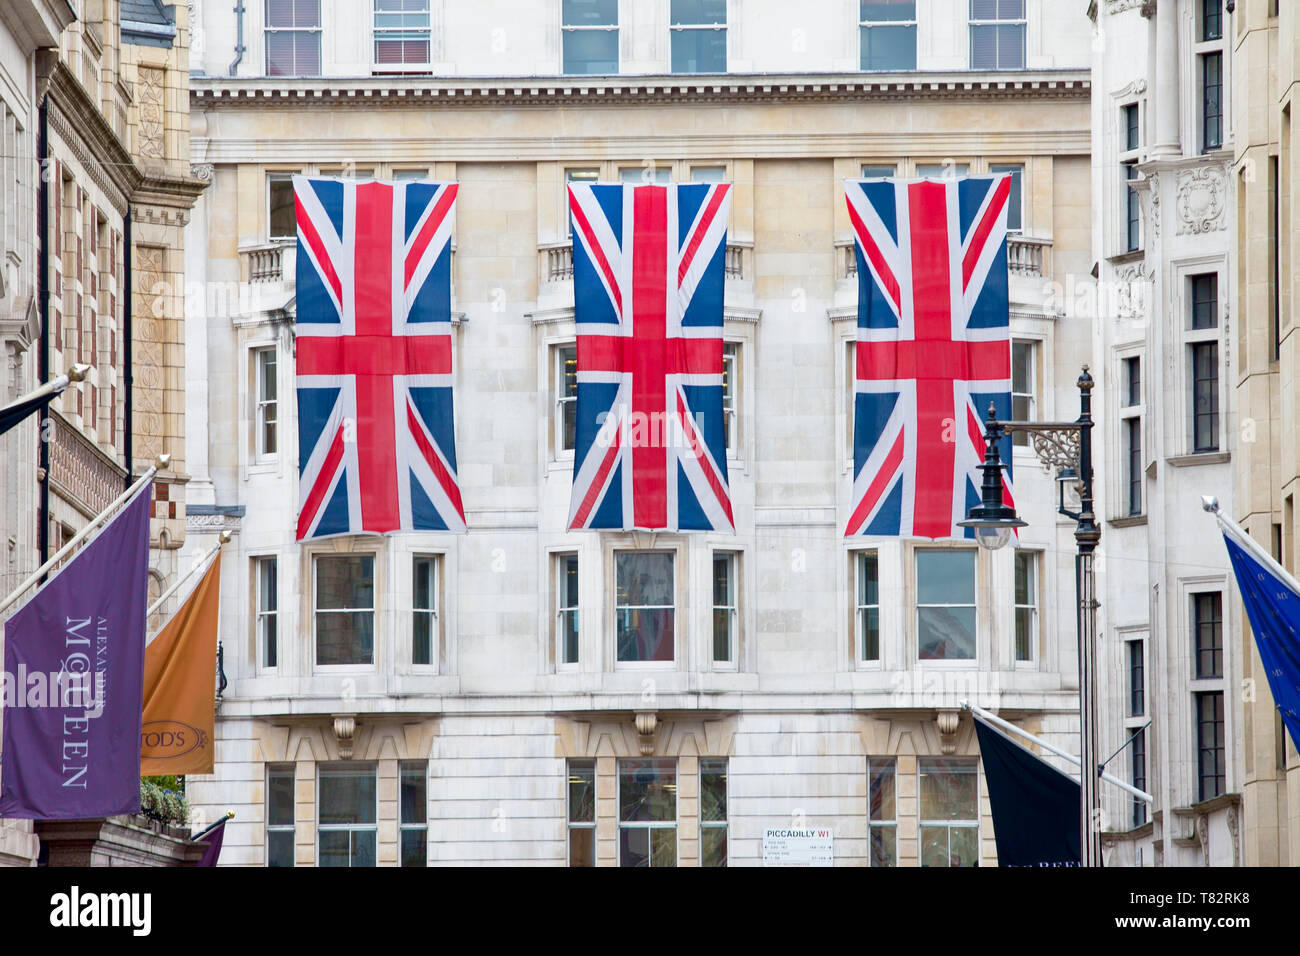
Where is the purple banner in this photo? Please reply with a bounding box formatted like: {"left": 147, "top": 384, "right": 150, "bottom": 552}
{"left": 0, "top": 481, "right": 151, "bottom": 819}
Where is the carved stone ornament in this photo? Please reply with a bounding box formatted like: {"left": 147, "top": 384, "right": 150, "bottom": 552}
{"left": 1176, "top": 165, "right": 1227, "bottom": 235}
{"left": 1227, "top": 804, "right": 1240, "bottom": 866}
{"left": 190, "top": 163, "right": 214, "bottom": 183}
{"left": 1144, "top": 172, "right": 1160, "bottom": 238}
{"left": 634, "top": 711, "right": 658, "bottom": 756}
{"left": 936, "top": 710, "right": 960, "bottom": 754}
{"left": 333, "top": 715, "right": 356, "bottom": 759}
{"left": 1107, "top": 0, "right": 1146, "bottom": 12}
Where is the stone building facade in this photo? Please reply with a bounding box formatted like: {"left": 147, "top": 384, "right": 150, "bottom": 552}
{"left": 185, "top": 0, "right": 1097, "bottom": 866}
{"left": 1090, "top": 0, "right": 1241, "bottom": 867}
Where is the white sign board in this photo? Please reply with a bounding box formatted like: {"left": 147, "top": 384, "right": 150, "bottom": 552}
{"left": 762, "top": 828, "right": 834, "bottom": 867}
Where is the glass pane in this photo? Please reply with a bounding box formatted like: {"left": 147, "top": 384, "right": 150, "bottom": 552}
{"left": 318, "top": 830, "right": 350, "bottom": 867}
{"left": 563, "top": 399, "right": 577, "bottom": 451}
{"left": 970, "top": 24, "right": 996, "bottom": 69}
{"left": 619, "top": 827, "right": 649, "bottom": 867}
{"left": 915, "top": 162, "right": 970, "bottom": 179}
{"left": 997, "top": 24, "right": 1024, "bottom": 68}
{"left": 861, "top": 164, "right": 896, "bottom": 178}
{"left": 266, "top": 32, "right": 296, "bottom": 76}
{"left": 651, "top": 827, "right": 677, "bottom": 867}
{"left": 702, "top": 826, "right": 727, "bottom": 867}
{"left": 672, "top": 0, "right": 727, "bottom": 24}
{"left": 712, "top": 554, "right": 731, "bottom": 606}
{"left": 619, "top": 759, "right": 676, "bottom": 822}
{"left": 413, "top": 557, "right": 433, "bottom": 610}
{"left": 400, "top": 764, "right": 426, "bottom": 824}
{"left": 317, "top": 556, "right": 374, "bottom": 609}
{"left": 991, "top": 165, "right": 1023, "bottom": 231}
{"left": 869, "top": 761, "right": 895, "bottom": 820}
{"left": 569, "top": 761, "right": 596, "bottom": 823}
{"left": 916, "top": 551, "right": 975, "bottom": 605}
{"left": 858, "top": 552, "right": 878, "bottom": 606}
{"left": 268, "top": 769, "right": 294, "bottom": 826}
{"left": 920, "top": 825, "right": 949, "bottom": 867}
{"left": 267, "top": 829, "right": 294, "bottom": 867}
{"left": 671, "top": 29, "right": 727, "bottom": 74}
{"left": 616, "top": 607, "right": 674, "bottom": 662}
{"left": 862, "top": 25, "right": 916, "bottom": 71}
{"left": 561, "top": 609, "right": 580, "bottom": 664}
{"left": 970, "top": 0, "right": 998, "bottom": 17}
{"left": 862, "top": 0, "right": 916, "bottom": 20}
{"left": 563, "top": 554, "right": 579, "bottom": 606}
{"left": 562, "top": 29, "right": 618, "bottom": 74}
{"left": 350, "top": 830, "right": 376, "bottom": 867}
{"left": 400, "top": 829, "right": 427, "bottom": 867}
{"left": 569, "top": 827, "right": 595, "bottom": 866}
{"left": 1015, "top": 607, "right": 1032, "bottom": 661}
{"left": 316, "top": 611, "right": 375, "bottom": 665}
{"left": 917, "top": 604, "right": 976, "bottom": 659}
{"left": 619, "top": 166, "right": 672, "bottom": 184}
{"left": 919, "top": 759, "right": 978, "bottom": 820}
{"left": 260, "top": 559, "right": 278, "bottom": 612}
{"left": 691, "top": 166, "right": 726, "bottom": 183}
{"left": 616, "top": 552, "right": 674, "bottom": 606}
{"left": 264, "top": 614, "right": 277, "bottom": 668}
{"left": 268, "top": 177, "right": 296, "bottom": 237}
{"left": 563, "top": 0, "right": 617, "bottom": 26}
{"left": 949, "top": 825, "right": 978, "bottom": 867}
{"left": 1014, "top": 552, "right": 1032, "bottom": 604}
{"left": 320, "top": 769, "right": 377, "bottom": 825}
{"left": 700, "top": 760, "right": 727, "bottom": 822}
{"left": 870, "top": 825, "right": 896, "bottom": 866}
{"left": 712, "top": 608, "right": 731, "bottom": 662}
{"left": 861, "top": 607, "right": 880, "bottom": 660}
{"left": 413, "top": 612, "right": 431, "bottom": 665}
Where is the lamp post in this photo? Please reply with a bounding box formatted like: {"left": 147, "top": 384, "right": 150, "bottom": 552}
{"left": 957, "top": 367, "right": 1100, "bottom": 867}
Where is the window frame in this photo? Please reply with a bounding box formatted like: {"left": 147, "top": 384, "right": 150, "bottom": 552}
{"left": 552, "top": 341, "right": 578, "bottom": 459}
{"left": 722, "top": 340, "right": 740, "bottom": 456}
{"left": 1013, "top": 549, "right": 1038, "bottom": 664}
{"left": 859, "top": 0, "right": 918, "bottom": 72}
{"left": 612, "top": 549, "right": 678, "bottom": 668}
{"left": 372, "top": 0, "right": 432, "bottom": 74}
{"left": 264, "top": 0, "right": 322, "bottom": 77}
{"left": 399, "top": 760, "right": 428, "bottom": 867}
{"left": 616, "top": 757, "right": 678, "bottom": 868}
{"left": 253, "top": 345, "right": 279, "bottom": 462}
{"left": 700, "top": 757, "right": 728, "bottom": 867}
{"left": 968, "top": 0, "right": 1026, "bottom": 71}
{"left": 918, "top": 757, "right": 980, "bottom": 867}
{"left": 255, "top": 554, "right": 279, "bottom": 671}
{"left": 266, "top": 764, "right": 295, "bottom": 867}
{"left": 710, "top": 551, "right": 739, "bottom": 669}
{"left": 567, "top": 758, "right": 597, "bottom": 867}
{"left": 1182, "top": 270, "right": 1222, "bottom": 455}
{"left": 316, "top": 763, "right": 378, "bottom": 868}
{"left": 1127, "top": 637, "right": 1145, "bottom": 718}
{"left": 1195, "top": 690, "right": 1226, "bottom": 801}
{"left": 267, "top": 171, "right": 298, "bottom": 242}
{"left": 867, "top": 757, "right": 897, "bottom": 867}
{"left": 989, "top": 163, "right": 1024, "bottom": 232}
{"left": 669, "top": 0, "right": 727, "bottom": 74}
{"left": 555, "top": 551, "right": 581, "bottom": 670}
{"left": 914, "top": 547, "right": 979, "bottom": 664}
{"left": 411, "top": 553, "right": 441, "bottom": 671}
{"left": 312, "top": 553, "right": 378, "bottom": 670}
{"left": 561, "top": 0, "right": 619, "bottom": 76}
{"left": 855, "top": 550, "right": 882, "bottom": 666}
{"left": 1010, "top": 338, "right": 1037, "bottom": 448}
{"left": 1192, "top": 591, "right": 1223, "bottom": 680}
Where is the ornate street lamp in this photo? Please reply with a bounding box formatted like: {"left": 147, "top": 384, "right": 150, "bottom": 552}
{"left": 958, "top": 367, "right": 1101, "bottom": 867}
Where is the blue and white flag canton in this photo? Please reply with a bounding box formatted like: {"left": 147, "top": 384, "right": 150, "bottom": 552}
{"left": 1220, "top": 518, "right": 1300, "bottom": 750}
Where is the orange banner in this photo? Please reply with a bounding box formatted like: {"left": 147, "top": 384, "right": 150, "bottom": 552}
{"left": 141, "top": 556, "right": 221, "bottom": 775}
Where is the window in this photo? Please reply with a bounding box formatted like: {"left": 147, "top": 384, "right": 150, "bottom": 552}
{"left": 1131, "top": 728, "right": 1147, "bottom": 828}
{"left": 568, "top": 759, "right": 596, "bottom": 866}
{"left": 1123, "top": 103, "right": 1140, "bottom": 153}
{"left": 1126, "top": 418, "right": 1142, "bottom": 515}
{"left": 1202, "top": 0, "right": 1223, "bottom": 41}
{"left": 265, "top": 0, "right": 321, "bottom": 76}
{"left": 1010, "top": 340, "right": 1035, "bottom": 446}
{"left": 1190, "top": 274, "right": 1218, "bottom": 330}
{"left": 690, "top": 166, "right": 726, "bottom": 183}
{"left": 670, "top": 0, "right": 726, "bottom": 74}
{"left": 562, "top": 0, "right": 618, "bottom": 75}
{"left": 268, "top": 173, "right": 297, "bottom": 241}
{"left": 615, "top": 552, "right": 674, "bottom": 663}
{"left": 919, "top": 758, "right": 979, "bottom": 867}
{"left": 619, "top": 166, "right": 671, "bottom": 185}
{"left": 256, "top": 556, "right": 279, "bottom": 669}
{"left": 1123, "top": 161, "right": 1140, "bottom": 252}
{"left": 1191, "top": 342, "right": 1219, "bottom": 452}
{"left": 1013, "top": 551, "right": 1036, "bottom": 662}
{"left": 916, "top": 162, "right": 971, "bottom": 179}
{"left": 1124, "top": 356, "right": 1141, "bottom": 407}
{"left": 1196, "top": 691, "right": 1225, "bottom": 801}
{"left": 1193, "top": 592, "right": 1223, "bottom": 679}
{"left": 916, "top": 550, "right": 976, "bottom": 661}
{"left": 712, "top": 552, "right": 737, "bottom": 665}
{"left": 618, "top": 759, "right": 676, "bottom": 867}
{"left": 989, "top": 164, "right": 1023, "bottom": 231}
{"left": 722, "top": 342, "right": 739, "bottom": 452}
{"left": 565, "top": 168, "right": 599, "bottom": 237}
{"left": 868, "top": 758, "right": 897, "bottom": 866}
{"left": 969, "top": 0, "right": 1025, "bottom": 71}
{"left": 856, "top": 551, "right": 881, "bottom": 662}
{"left": 412, "top": 555, "right": 438, "bottom": 667}
{"left": 315, "top": 555, "right": 375, "bottom": 666}
{"left": 373, "top": 0, "right": 430, "bottom": 71}
{"left": 391, "top": 168, "right": 429, "bottom": 181}
{"left": 860, "top": 1, "right": 917, "bottom": 72}
{"left": 861, "top": 164, "right": 897, "bottom": 178}
{"left": 553, "top": 344, "right": 577, "bottom": 455}
{"left": 266, "top": 765, "right": 294, "bottom": 867}
{"left": 1201, "top": 52, "right": 1223, "bottom": 152}
{"left": 557, "top": 553, "right": 580, "bottom": 667}
{"left": 318, "top": 765, "right": 377, "bottom": 867}
{"left": 700, "top": 758, "right": 728, "bottom": 867}
{"left": 254, "top": 347, "right": 278, "bottom": 459}
{"left": 1128, "top": 639, "right": 1145, "bottom": 717}
{"left": 399, "top": 762, "right": 427, "bottom": 867}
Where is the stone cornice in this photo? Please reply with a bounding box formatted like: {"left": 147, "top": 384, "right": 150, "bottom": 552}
{"left": 47, "top": 61, "right": 140, "bottom": 215}
{"left": 192, "top": 69, "right": 1091, "bottom": 111}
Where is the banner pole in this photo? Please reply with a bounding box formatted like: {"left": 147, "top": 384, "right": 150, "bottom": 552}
{"left": 962, "top": 701, "right": 1154, "bottom": 804}
{"left": 0, "top": 453, "right": 169, "bottom": 619}
{"left": 0, "top": 364, "right": 87, "bottom": 419}
{"left": 147, "top": 530, "right": 231, "bottom": 620}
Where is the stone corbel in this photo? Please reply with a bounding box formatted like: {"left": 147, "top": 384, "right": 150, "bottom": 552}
{"left": 634, "top": 711, "right": 658, "bottom": 756}
{"left": 936, "top": 710, "right": 961, "bottom": 754}
{"left": 333, "top": 714, "right": 357, "bottom": 759}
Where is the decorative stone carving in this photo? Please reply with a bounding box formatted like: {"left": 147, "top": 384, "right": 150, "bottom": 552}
{"left": 1227, "top": 804, "right": 1239, "bottom": 866}
{"left": 190, "top": 163, "right": 214, "bottom": 183}
{"left": 1176, "top": 165, "right": 1226, "bottom": 235}
{"left": 634, "top": 711, "right": 658, "bottom": 755}
{"left": 1112, "top": 78, "right": 1147, "bottom": 99}
{"left": 1107, "top": 0, "right": 1146, "bottom": 11}
{"left": 1144, "top": 172, "right": 1160, "bottom": 238}
{"left": 1195, "top": 814, "right": 1209, "bottom": 866}
{"left": 138, "top": 67, "right": 166, "bottom": 162}
{"left": 47, "top": 411, "right": 127, "bottom": 518}
{"left": 333, "top": 715, "right": 356, "bottom": 759}
{"left": 133, "top": 245, "right": 167, "bottom": 463}
{"left": 936, "top": 710, "right": 960, "bottom": 754}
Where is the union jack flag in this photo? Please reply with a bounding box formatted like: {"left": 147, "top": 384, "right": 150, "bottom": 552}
{"left": 844, "top": 175, "right": 1014, "bottom": 539}
{"left": 294, "top": 176, "right": 466, "bottom": 540}
{"left": 568, "top": 182, "right": 734, "bottom": 532}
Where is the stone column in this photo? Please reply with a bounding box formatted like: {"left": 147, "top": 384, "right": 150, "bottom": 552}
{"left": 1152, "top": 0, "right": 1181, "bottom": 157}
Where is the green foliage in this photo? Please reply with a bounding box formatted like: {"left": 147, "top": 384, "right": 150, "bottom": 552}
{"left": 139, "top": 778, "right": 190, "bottom": 826}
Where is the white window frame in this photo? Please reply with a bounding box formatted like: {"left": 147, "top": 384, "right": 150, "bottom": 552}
{"left": 867, "top": 757, "right": 897, "bottom": 867}
{"left": 616, "top": 758, "right": 678, "bottom": 867}
{"left": 711, "top": 551, "right": 738, "bottom": 669}
{"left": 552, "top": 341, "right": 578, "bottom": 459}
{"left": 855, "top": 549, "right": 882, "bottom": 666}
{"left": 915, "top": 161, "right": 971, "bottom": 179}
{"left": 1176, "top": 263, "right": 1224, "bottom": 455}
{"left": 611, "top": 548, "right": 678, "bottom": 669}
{"left": 254, "top": 345, "right": 279, "bottom": 462}
{"left": 564, "top": 167, "right": 600, "bottom": 238}
{"left": 567, "top": 758, "right": 597, "bottom": 867}
{"left": 264, "top": 0, "right": 322, "bottom": 77}
{"left": 1117, "top": 350, "right": 1144, "bottom": 518}
{"left": 1013, "top": 549, "right": 1038, "bottom": 664}
{"left": 267, "top": 171, "right": 298, "bottom": 241}
{"left": 914, "top": 547, "right": 979, "bottom": 665}
{"left": 266, "top": 764, "right": 295, "bottom": 867}
{"left": 1193, "top": 2, "right": 1226, "bottom": 155}
{"left": 722, "top": 341, "right": 739, "bottom": 456}
{"left": 411, "top": 553, "right": 440, "bottom": 671}
{"left": 689, "top": 165, "right": 727, "bottom": 183}
{"left": 699, "top": 757, "right": 728, "bottom": 867}
{"left": 398, "top": 760, "right": 428, "bottom": 867}
{"left": 618, "top": 164, "right": 672, "bottom": 185}
{"left": 669, "top": 0, "right": 727, "bottom": 74}
{"left": 316, "top": 763, "right": 378, "bottom": 868}
{"left": 313, "top": 553, "right": 378, "bottom": 670}
{"left": 859, "top": 0, "right": 918, "bottom": 72}
{"left": 918, "top": 757, "right": 980, "bottom": 867}
{"left": 556, "top": 551, "right": 580, "bottom": 670}
{"left": 861, "top": 163, "right": 897, "bottom": 178}
{"left": 561, "top": 0, "right": 619, "bottom": 76}
{"left": 1010, "top": 338, "right": 1037, "bottom": 448}
{"left": 968, "top": 0, "right": 1026, "bottom": 71}
{"left": 989, "top": 162, "right": 1024, "bottom": 232}
{"left": 372, "top": 0, "right": 432, "bottom": 73}
{"left": 255, "top": 554, "right": 279, "bottom": 671}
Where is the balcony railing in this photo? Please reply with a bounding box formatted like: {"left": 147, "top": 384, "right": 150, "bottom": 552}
{"left": 242, "top": 242, "right": 291, "bottom": 283}
{"left": 836, "top": 234, "right": 1051, "bottom": 280}
{"left": 540, "top": 240, "right": 752, "bottom": 283}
